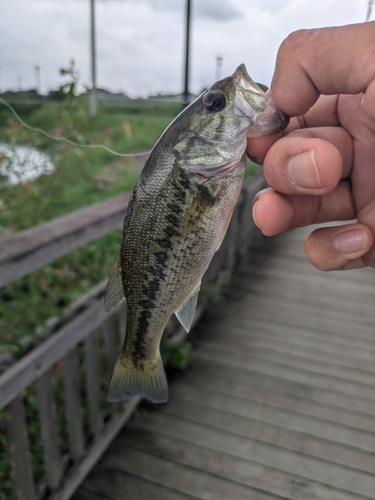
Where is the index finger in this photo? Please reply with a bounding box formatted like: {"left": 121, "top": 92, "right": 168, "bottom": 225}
{"left": 247, "top": 94, "right": 339, "bottom": 163}
{"left": 271, "top": 22, "right": 375, "bottom": 116}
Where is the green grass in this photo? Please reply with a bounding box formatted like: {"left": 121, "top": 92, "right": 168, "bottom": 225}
{"left": 0, "top": 97, "right": 180, "bottom": 229}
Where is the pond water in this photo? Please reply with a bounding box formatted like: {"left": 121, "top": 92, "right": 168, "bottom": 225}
{"left": 0, "top": 144, "right": 54, "bottom": 185}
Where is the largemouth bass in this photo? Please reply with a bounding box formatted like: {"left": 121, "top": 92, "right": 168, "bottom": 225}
{"left": 104, "top": 64, "right": 289, "bottom": 403}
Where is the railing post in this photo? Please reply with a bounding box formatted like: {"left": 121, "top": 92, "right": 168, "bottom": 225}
{"left": 62, "top": 349, "right": 85, "bottom": 461}
{"left": 36, "top": 369, "right": 64, "bottom": 490}
{"left": 85, "top": 330, "right": 103, "bottom": 436}
{"left": 7, "top": 395, "right": 37, "bottom": 500}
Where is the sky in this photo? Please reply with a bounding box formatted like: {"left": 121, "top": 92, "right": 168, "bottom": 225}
{"left": 0, "top": 0, "right": 370, "bottom": 97}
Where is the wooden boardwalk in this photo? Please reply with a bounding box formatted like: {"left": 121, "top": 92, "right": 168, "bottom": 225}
{"left": 74, "top": 227, "right": 375, "bottom": 500}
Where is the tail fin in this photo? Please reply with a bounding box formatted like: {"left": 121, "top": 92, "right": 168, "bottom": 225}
{"left": 108, "top": 353, "right": 168, "bottom": 403}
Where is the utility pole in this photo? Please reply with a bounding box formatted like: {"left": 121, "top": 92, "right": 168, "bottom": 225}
{"left": 90, "top": 0, "right": 97, "bottom": 115}
{"left": 182, "top": 0, "right": 191, "bottom": 109}
{"left": 366, "top": 0, "right": 373, "bottom": 21}
{"left": 34, "top": 65, "right": 41, "bottom": 94}
{"left": 215, "top": 55, "right": 223, "bottom": 82}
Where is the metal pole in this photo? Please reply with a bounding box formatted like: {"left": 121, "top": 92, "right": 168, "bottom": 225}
{"left": 215, "top": 55, "right": 222, "bottom": 82}
{"left": 90, "top": 0, "right": 97, "bottom": 115}
{"left": 182, "top": 0, "right": 191, "bottom": 109}
{"left": 366, "top": 0, "right": 373, "bottom": 21}
{"left": 34, "top": 65, "right": 41, "bottom": 94}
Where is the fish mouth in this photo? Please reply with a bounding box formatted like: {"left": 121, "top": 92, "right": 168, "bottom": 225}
{"left": 232, "top": 64, "right": 264, "bottom": 96}
{"left": 233, "top": 64, "right": 290, "bottom": 137}
{"left": 246, "top": 102, "right": 290, "bottom": 138}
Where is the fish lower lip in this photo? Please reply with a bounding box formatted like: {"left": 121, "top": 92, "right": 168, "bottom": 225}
{"left": 278, "top": 109, "right": 290, "bottom": 130}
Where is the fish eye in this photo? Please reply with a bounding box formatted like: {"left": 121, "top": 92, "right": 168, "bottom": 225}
{"left": 204, "top": 92, "right": 226, "bottom": 112}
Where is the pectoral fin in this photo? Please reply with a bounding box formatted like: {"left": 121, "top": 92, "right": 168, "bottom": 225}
{"left": 175, "top": 281, "right": 201, "bottom": 332}
{"left": 104, "top": 248, "right": 125, "bottom": 312}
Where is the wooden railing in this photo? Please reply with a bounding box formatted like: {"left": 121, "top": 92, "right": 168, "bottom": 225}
{"left": 0, "top": 170, "right": 266, "bottom": 500}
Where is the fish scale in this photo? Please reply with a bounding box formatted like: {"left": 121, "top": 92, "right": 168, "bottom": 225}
{"left": 103, "top": 64, "right": 289, "bottom": 403}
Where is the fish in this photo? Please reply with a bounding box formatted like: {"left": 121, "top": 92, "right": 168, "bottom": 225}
{"left": 104, "top": 64, "right": 289, "bottom": 403}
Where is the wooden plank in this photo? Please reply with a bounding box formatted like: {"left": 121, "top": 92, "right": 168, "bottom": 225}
{"left": 205, "top": 318, "right": 375, "bottom": 361}
{"left": 6, "top": 395, "right": 37, "bottom": 500}
{"left": 62, "top": 349, "right": 85, "bottom": 461}
{"left": 190, "top": 356, "right": 375, "bottom": 417}
{"left": 113, "top": 418, "right": 367, "bottom": 500}
{"left": 233, "top": 275, "right": 375, "bottom": 322}
{"left": 103, "top": 446, "right": 281, "bottom": 500}
{"left": 75, "top": 467, "right": 198, "bottom": 500}
{"left": 180, "top": 368, "right": 375, "bottom": 436}
{"left": 161, "top": 395, "right": 375, "bottom": 475}
{"left": 184, "top": 359, "right": 375, "bottom": 432}
{"left": 229, "top": 282, "right": 375, "bottom": 326}
{"left": 170, "top": 382, "right": 375, "bottom": 453}
{"left": 0, "top": 298, "right": 108, "bottom": 410}
{"left": 226, "top": 297, "right": 375, "bottom": 340}
{"left": 219, "top": 306, "right": 375, "bottom": 349}
{"left": 194, "top": 345, "right": 375, "bottom": 401}
{"left": 238, "top": 265, "right": 375, "bottom": 302}
{"left": 198, "top": 340, "right": 375, "bottom": 388}
{"left": 202, "top": 326, "right": 375, "bottom": 375}
{"left": 248, "top": 240, "right": 375, "bottom": 287}
{"left": 47, "top": 397, "right": 141, "bottom": 500}
{"left": 0, "top": 193, "right": 130, "bottom": 288}
{"left": 36, "top": 369, "right": 63, "bottom": 490}
{"left": 208, "top": 312, "right": 375, "bottom": 353}
{"left": 84, "top": 330, "right": 103, "bottom": 436}
{"left": 121, "top": 411, "right": 375, "bottom": 498}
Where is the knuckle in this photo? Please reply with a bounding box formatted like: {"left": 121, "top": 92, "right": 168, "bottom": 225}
{"left": 278, "top": 29, "right": 310, "bottom": 57}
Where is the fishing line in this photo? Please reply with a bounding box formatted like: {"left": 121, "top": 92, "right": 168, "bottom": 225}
{"left": 0, "top": 97, "right": 151, "bottom": 158}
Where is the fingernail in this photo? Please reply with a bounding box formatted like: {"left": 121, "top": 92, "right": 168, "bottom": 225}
{"left": 287, "top": 150, "right": 323, "bottom": 189}
{"left": 252, "top": 199, "right": 264, "bottom": 233}
{"left": 247, "top": 152, "right": 261, "bottom": 165}
{"left": 334, "top": 229, "right": 368, "bottom": 255}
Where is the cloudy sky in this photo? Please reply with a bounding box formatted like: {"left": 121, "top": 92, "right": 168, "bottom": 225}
{"left": 0, "top": 0, "right": 370, "bottom": 97}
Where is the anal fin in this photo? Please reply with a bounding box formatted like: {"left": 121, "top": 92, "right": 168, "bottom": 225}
{"left": 175, "top": 280, "right": 201, "bottom": 332}
{"left": 104, "top": 248, "right": 125, "bottom": 313}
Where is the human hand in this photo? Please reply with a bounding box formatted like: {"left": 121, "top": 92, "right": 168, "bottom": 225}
{"left": 247, "top": 22, "right": 375, "bottom": 270}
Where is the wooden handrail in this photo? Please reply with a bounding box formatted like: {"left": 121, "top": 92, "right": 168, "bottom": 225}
{"left": 0, "top": 193, "right": 131, "bottom": 288}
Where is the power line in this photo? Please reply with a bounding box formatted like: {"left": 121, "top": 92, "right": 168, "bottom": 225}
{"left": 0, "top": 97, "right": 150, "bottom": 158}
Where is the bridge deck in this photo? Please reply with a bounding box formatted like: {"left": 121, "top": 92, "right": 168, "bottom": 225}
{"left": 74, "top": 228, "right": 375, "bottom": 500}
